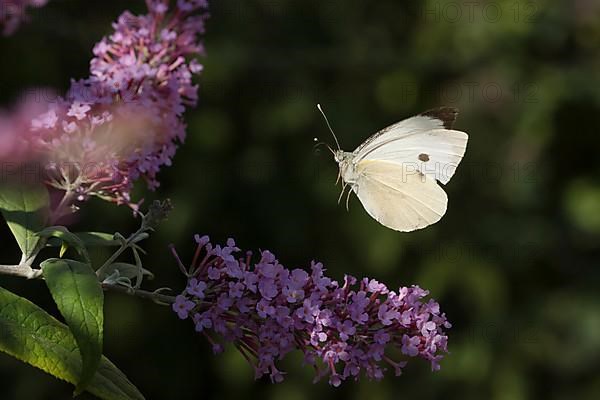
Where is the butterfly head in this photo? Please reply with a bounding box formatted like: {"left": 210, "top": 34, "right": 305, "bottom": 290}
{"left": 333, "top": 150, "right": 347, "bottom": 164}
{"left": 316, "top": 104, "right": 356, "bottom": 184}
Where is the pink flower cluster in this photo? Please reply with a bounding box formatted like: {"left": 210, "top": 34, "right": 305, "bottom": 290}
{"left": 15, "top": 0, "right": 207, "bottom": 208}
{"left": 171, "top": 236, "right": 451, "bottom": 386}
{"left": 0, "top": 0, "right": 47, "bottom": 35}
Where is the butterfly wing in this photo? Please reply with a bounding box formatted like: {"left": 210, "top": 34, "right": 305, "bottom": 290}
{"left": 352, "top": 160, "right": 448, "bottom": 232}
{"left": 354, "top": 107, "right": 468, "bottom": 185}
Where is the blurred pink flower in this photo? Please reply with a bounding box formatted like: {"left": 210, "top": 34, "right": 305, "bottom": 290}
{"left": 0, "top": 95, "right": 50, "bottom": 161}
{"left": 0, "top": 0, "right": 48, "bottom": 35}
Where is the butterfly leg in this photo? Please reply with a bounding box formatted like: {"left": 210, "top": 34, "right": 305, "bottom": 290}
{"left": 337, "top": 183, "right": 347, "bottom": 205}
{"left": 345, "top": 185, "right": 353, "bottom": 211}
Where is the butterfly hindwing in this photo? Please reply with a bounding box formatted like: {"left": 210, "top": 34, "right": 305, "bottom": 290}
{"left": 352, "top": 160, "right": 448, "bottom": 232}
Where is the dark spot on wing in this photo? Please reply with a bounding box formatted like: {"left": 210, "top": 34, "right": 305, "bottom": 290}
{"left": 419, "top": 153, "right": 430, "bottom": 162}
{"left": 420, "top": 107, "right": 459, "bottom": 129}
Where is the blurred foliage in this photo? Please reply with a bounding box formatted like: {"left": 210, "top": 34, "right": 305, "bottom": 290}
{"left": 2, "top": 0, "right": 600, "bottom": 399}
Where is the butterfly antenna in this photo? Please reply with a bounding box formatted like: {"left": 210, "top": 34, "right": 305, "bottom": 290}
{"left": 317, "top": 104, "right": 341, "bottom": 150}
{"left": 313, "top": 138, "right": 336, "bottom": 156}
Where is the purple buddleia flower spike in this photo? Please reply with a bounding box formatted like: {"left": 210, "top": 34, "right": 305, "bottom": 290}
{"left": 171, "top": 235, "right": 451, "bottom": 386}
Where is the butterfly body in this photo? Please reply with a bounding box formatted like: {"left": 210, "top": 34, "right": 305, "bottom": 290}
{"left": 328, "top": 107, "right": 468, "bottom": 232}
{"left": 334, "top": 150, "right": 359, "bottom": 184}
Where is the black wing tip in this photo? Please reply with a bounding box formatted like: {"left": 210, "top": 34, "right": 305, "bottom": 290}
{"left": 420, "top": 107, "right": 459, "bottom": 129}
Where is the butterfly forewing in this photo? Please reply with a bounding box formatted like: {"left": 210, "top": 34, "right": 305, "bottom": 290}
{"left": 353, "top": 109, "right": 468, "bottom": 185}
{"left": 353, "top": 113, "right": 447, "bottom": 158}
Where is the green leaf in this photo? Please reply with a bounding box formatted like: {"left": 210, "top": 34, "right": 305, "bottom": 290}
{"left": 76, "top": 232, "right": 120, "bottom": 247}
{"left": 42, "top": 259, "right": 104, "bottom": 394}
{"left": 0, "top": 184, "right": 49, "bottom": 259}
{"left": 0, "top": 286, "right": 144, "bottom": 400}
{"left": 38, "top": 226, "right": 90, "bottom": 262}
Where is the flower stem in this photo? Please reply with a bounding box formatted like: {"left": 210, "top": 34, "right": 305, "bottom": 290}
{"left": 0, "top": 264, "right": 43, "bottom": 279}
{"left": 0, "top": 264, "right": 175, "bottom": 304}
{"left": 95, "top": 227, "right": 145, "bottom": 278}
{"left": 49, "top": 189, "right": 76, "bottom": 225}
{"left": 101, "top": 283, "right": 176, "bottom": 304}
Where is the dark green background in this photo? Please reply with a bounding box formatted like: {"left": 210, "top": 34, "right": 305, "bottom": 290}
{"left": 2, "top": 0, "right": 600, "bottom": 399}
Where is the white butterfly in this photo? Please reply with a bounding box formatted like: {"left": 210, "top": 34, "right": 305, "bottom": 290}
{"left": 317, "top": 105, "right": 468, "bottom": 232}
